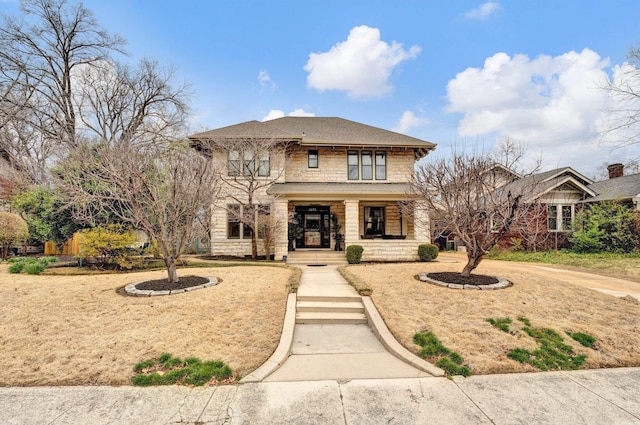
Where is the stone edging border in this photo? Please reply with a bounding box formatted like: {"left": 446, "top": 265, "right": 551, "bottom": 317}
{"left": 124, "top": 276, "right": 219, "bottom": 296}
{"left": 417, "top": 273, "right": 512, "bottom": 290}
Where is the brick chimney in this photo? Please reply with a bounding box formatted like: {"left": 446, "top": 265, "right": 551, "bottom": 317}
{"left": 607, "top": 163, "right": 624, "bottom": 179}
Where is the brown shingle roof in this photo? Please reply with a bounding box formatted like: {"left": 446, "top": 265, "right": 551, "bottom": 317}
{"left": 267, "top": 182, "right": 410, "bottom": 198}
{"left": 586, "top": 173, "right": 640, "bottom": 203}
{"left": 188, "top": 117, "right": 436, "bottom": 151}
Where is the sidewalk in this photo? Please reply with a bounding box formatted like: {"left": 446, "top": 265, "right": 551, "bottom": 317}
{"left": 260, "top": 264, "right": 439, "bottom": 381}
{"left": 2, "top": 368, "right": 639, "bottom": 424}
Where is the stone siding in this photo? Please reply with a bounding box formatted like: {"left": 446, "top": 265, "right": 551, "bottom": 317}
{"left": 346, "top": 239, "right": 424, "bottom": 262}
{"left": 286, "top": 145, "right": 414, "bottom": 183}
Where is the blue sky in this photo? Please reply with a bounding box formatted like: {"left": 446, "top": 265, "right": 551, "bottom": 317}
{"left": 2, "top": 0, "right": 640, "bottom": 176}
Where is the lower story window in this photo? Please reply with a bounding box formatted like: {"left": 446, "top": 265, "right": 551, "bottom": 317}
{"left": 547, "top": 204, "right": 573, "bottom": 231}
{"left": 227, "top": 204, "right": 270, "bottom": 239}
{"left": 227, "top": 204, "right": 240, "bottom": 238}
{"left": 364, "top": 206, "right": 385, "bottom": 236}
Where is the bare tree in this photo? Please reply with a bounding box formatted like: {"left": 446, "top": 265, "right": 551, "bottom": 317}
{"left": 510, "top": 203, "right": 551, "bottom": 252}
{"left": 410, "top": 154, "right": 535, "bottom": 277}
{"left": 76, "top": 59, "right": 190, "bottom": 146}
{"left": 601, "top": 46, "right": 640, "bottom": 155}
{"left": 57, "top": 140, "right": 220, "bottom": 283}
{"left": 213, "top": 138, "right": 285, "bottom": 259}
{"left": 0, "top": 0, "right": 126, "bottom": 149}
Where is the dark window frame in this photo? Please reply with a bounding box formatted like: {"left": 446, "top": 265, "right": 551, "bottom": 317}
{"left": 364, "top": 206, "right": 386, "bottom": 236}
{"left": 361, "top": 151, "right": 373, "bottom": 180}
{"left": 308, "top": 149, "right": 318, "bottom": 168}
{"left": 227, "top": 204, "right": 240, "bottom": 239}
{"left": 375, "top": 151, "right": 386, "bottom": 180}
{"left": 348, "top": 150, "right": 359, "bottom": 180}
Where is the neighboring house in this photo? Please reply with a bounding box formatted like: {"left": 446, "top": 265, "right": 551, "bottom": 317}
{"left": 188, "top": 117, "right": 436, "bottom": 261}
{"left": 585, "top": 163, "right": 640, "bottom": 210}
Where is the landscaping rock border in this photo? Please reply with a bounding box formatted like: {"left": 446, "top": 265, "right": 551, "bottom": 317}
{"left": 417, "top": 273, "right": 512, "bottom": 290}
{"left": 124, "top": 276, "right": 218, "bottom": 296}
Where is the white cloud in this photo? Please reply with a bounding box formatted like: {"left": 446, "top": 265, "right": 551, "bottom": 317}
{"left": 392, "top": 111, "right": 430, "bottom": 134}
{"left": 262, "top": 108, "right": 315, "bottom": 121}
{"left": 445, "top": 48, "right": 625, "bottom": 171}
{"left": 465, "top": 2, "right": 501, "bottom": 20}
{"left": 258, "top": 70, "right": 276, "bottom": 91}
{"left": 304, "top": 25, "right": 421, "bottom": 99}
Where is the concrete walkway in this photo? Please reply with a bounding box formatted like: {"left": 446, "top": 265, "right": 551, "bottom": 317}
{"left": 3, "top": 368, "right": 640, "bottom": 424}
{"left": 263, "top": 264, "right": 437, "bottom": 381}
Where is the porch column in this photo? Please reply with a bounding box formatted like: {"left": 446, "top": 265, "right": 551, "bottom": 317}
{"left": 413, "top": 200, "right": 431, "bottom": 243}
{"left": 273, "top": 199, "right": 289, "bottom": 260}
{"left": 344, "top": 199, "right": 359, "bottom": 246}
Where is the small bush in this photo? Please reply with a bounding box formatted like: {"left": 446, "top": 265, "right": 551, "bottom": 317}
{"left": 24, "top": 262, "right": 46, "bottom": 275}
{"left": 8, "top": 261, "right": 25, "bottom": 273}
{"left": 346, "top": 245, "right": 364, "bottom": 264}
{"left": 418, "top": 244, "right": 439, "bottom": 262}
{"left": 38, "top": 256, "right": 59, "bottom": 264}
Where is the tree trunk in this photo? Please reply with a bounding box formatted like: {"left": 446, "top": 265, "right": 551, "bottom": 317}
{"left": 251, "top": 233, "right": 258, "bottom": 259}
{"left": 461, "top": 254, "right": 482, "bottom": 277}
{"left": 165, "top": 256, "right": 179, "bottom": 283}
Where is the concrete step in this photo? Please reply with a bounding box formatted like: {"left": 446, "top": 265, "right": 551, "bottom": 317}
{"left": 295, "top": 311, "right": 368, "bottom": 325}
{"left": 286, "top": 251, "right": 347, "bottom": 266}
{"left": 297, "top": 294, "right": 362, "bottom": 303}
{"left": 296, "top": 301, "right": 364, "bottom": 314}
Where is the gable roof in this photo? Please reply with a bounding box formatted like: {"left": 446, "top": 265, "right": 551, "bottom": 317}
{"left": 499, "top": 167, "right": 596, "bottom": 203}
{"left": 586, "top": 172, "right": 640, "bottom": 203}
{"left": 188, "top": 117, "right": 436, "bottom": 154}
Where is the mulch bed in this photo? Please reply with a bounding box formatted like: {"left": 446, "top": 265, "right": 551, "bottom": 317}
{"left": 134, "top": 275, "right": 210, "bottom": 291}
{"left": 427, "top": 272, "right": 499, "bottom": 286}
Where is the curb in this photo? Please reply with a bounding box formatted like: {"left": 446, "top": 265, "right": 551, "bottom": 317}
{"left": 362, "top": 296, "right": 445, "bottom": 377}
{"left": 239, "top": 293, "right": 297, "bottom": 383}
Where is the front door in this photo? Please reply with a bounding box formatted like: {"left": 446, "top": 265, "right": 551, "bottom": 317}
{"left": 296, "top": 206, "right": 330, "bottom": 248}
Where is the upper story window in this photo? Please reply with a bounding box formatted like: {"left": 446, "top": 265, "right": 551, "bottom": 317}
{"left": 547, "top": 204, "right": 573, "bottom": 231}
{"left": 375, "top": 151, "right": 386, "bottom": 180}
{"left": 228, "top": 150, "right": 270, "bottom": 177}
{"left": 308, "top": 150, "right": 318, "bottom": 168}
{"left": 347, "top": 150, "right": 387, "bottom": 181}
{"left": 348, "top": 151, "right": 359, "bottom": 180}
{"left": 361, "top": 151, "right": 373, "bottom": 180}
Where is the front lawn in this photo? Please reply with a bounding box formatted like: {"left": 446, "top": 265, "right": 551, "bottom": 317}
{"left": 486, "top": 250, "right": 640, "bottom": 283}
{"left": 341, "top": 261, "right": 640, "bottom": 375}
{"left": 0, "top": 264, "right": 291, "bottom": 385}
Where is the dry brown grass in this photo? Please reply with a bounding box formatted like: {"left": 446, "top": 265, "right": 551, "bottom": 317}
{"left": 0, "top": 264, "right": 291, "bottom": 386}
{"left": 343, "top": 259, "right": 640, "bottom": 375}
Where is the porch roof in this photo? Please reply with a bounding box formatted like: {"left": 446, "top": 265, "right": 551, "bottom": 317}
{"left": 267, "top": 182, "right": 411, "bottom": 200}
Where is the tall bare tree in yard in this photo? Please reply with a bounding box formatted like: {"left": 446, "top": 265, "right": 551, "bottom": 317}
{"left": 410, "top": 154, "right": 534, "bottom": 277}
{"left": 212, "top": 138, "right": 285, "bottom": 259}
{"left": 58, "top": 141, "right": 220, "bottom": 283}
{"left": 602, "top": 46, "right": 640, "bottom": 157}
{"left": 0, "top": 0, "right": 125, "bottom": 149}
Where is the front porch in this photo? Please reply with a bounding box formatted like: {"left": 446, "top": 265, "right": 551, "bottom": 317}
{"left": 274, "top": 198, "right": 430, "bottom": 262}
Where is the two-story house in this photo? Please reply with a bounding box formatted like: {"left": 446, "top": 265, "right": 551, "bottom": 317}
{"left": 188, "top": 117, "right": 436, "bottom": 261}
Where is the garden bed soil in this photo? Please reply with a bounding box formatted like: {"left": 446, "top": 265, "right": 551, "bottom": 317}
{"left": 134, "top": 275, "right": 209, "bottom": 291}
{"left": 427, "top": 272, "right": 498, "bottom": 286}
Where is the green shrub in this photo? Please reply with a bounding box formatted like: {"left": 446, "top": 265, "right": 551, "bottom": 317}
{"left": 571, "top": 201, "right": 638, "bottom": 253}
{"left": 24, "top": 261, "right": 46, "bottom": 275}
{"left": 38, "top": 256, "right": 59, "bottom": 264}
{"left": 346, "top": 245, "right": 364, "bottom": 264}
{"left": 418, "top": 244, "right": 439, "bottom": 262}
{"left": 8, "top": 261, "right": 25, "bottom": 273}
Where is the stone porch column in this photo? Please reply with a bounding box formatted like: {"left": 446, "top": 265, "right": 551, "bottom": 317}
{"left": 344, "top": 199, "right": 359, "bottom": 246}
{"left": 273, "top": 199, "right": 289, "bottom": 260}
{"left": 413, "top": 200, "right": 431, "bottom": 242}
